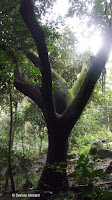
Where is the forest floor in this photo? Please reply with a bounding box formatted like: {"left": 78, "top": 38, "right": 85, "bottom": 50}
{"left": 34, "top": 154, "right": 112, "bottom": 186}
{"left": 33, "top": 154, "right": 112, "bottom": 199}
{"left": 1, "top": 154, "right": 112, "bottom": 200}
{"left": 68, "top": 156, "right": 112, "bottom": 199}
{"left": 94, "top": 158, "right": 112, "bottom": 187}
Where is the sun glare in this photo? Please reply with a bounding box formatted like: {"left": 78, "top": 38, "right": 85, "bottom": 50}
{"left": 52, "top": 0, "right": 102, "bottom": 55}
{"left": 53, "top": 0, "right": 69, "bottom": 17}
{"left": 78, "top": 32, "right": 102, "bottom": 55}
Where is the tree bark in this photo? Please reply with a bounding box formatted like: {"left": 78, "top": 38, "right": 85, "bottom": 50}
{"left": 38, "top": 129, "right": 69, "bottom": 192}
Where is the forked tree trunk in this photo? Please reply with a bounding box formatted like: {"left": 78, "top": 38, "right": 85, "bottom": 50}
{"left": 38, "top": 130, "right": 69, "bottom": 192}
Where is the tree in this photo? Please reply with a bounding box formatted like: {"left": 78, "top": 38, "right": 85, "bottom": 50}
{"left": 1, "top": 0, "right": 112, "bottom": 193}
{"left": 7, "top": 85, "right": 15, "bottom": 193}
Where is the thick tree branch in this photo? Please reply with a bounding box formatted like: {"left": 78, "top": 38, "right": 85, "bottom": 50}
{"left": 26, "top": 51, "right": 41, "bottom": 70}
{"left": 62, "top": 28, "right": 112, "bottom": 134}
{"left": 67, "top": 63, "right": 88, "bottom": 106}
{"left": 14, "top": 64, "right": 47, "bottom": 117}
{"left": 14, "top": 78, "right": 46, "bottom": 114}
{"left": 20, "top": 0, "right": 56, "bottom": 122}
{"left": 13, "top": 59, "right": 46, "bottom": 114}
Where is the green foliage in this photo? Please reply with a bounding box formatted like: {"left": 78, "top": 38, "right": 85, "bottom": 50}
{"left": 0, "top": 49, "right": 14, "bottom": 92}
{"left": 0, "top": 0, "right": 59, "bottom": 93}
{"left": 94, "top": 187, "right": 112, "bottom": 200}
{"left": 0, "top": 144, "right": 8, "bottom": 172}
{"left": 71, "top": 100, "right": 102, "bottom": 154}
{"left": 75, "top": 133, "right": 98, "bottom": 154}
{"left": 54, "top": 191, "right": 74, "bottom": 200}
{"left": 72, "top": 154, "right": 112, "bottom": 199}
{"left": 0, "top": 0, "right": 56, "bottom": 54}
{"left": 41, "top": 22, "right": 60, "bottom": 50}
{"left": 24, "top": 65, "right": 40, "bottom": 77}
{"left": 0, "top": 0, "right": 33, "bottom": 52}
{"left": 70, "top": 80, "right": 112, "bottom": 154}
{"left": 91, "top": 0, "right": 112, "bottom": 27}
{"left": 67, "top": 0, "right": 88, "bottom": 18}
{"left": 13, "top": 151, "right": 33, "bottom": 173}
{"left": 74, "top": 155, "right": 105, "bottom": 185}
{"left": 52, "top": 81, "right": 57, "bottom": 90}
{"left": 35, "top": 0, "right": 56, "bottom": 18}
{"left": 23, "top": 63, "right": 41, "bottom": 85}
{"left": 98, "top": 126, "right": 112, "bottom": 142}
{"left": 49, "top": 25, "right": 78, "bottom": 88}
{"left": 73, "top": 103, "right": 101, "bottom": 136}
{"left": 67, "top": 0, "right": 111, "bottom": 29}
{"left": 82, "top": 50, "right": 94, "bottom": 61}
{"left": 10, "top": 150, "right": 38, "bottom": 190}
{"left": 46, "top": 162, "right": 67, "bottom": 175}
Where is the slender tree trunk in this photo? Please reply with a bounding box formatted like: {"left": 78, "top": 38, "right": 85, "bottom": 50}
{"left": 39, "top": 126, "right": 45, "bottom": 155}
{"left": 4, "top": 87, "right": 16, "bottom": 193}
{"left": 8, "top": 86, "right": 15, "bottom": 193}
{"left": 12, "top": 101, "right": 17, "bottom": 145}
{"left": 38, "top": 129, "right": 69, "bottom": 192}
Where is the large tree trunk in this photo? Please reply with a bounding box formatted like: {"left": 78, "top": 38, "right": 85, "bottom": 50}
{"left": 38, "top": 129, "right": 69, "bottom": 192}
